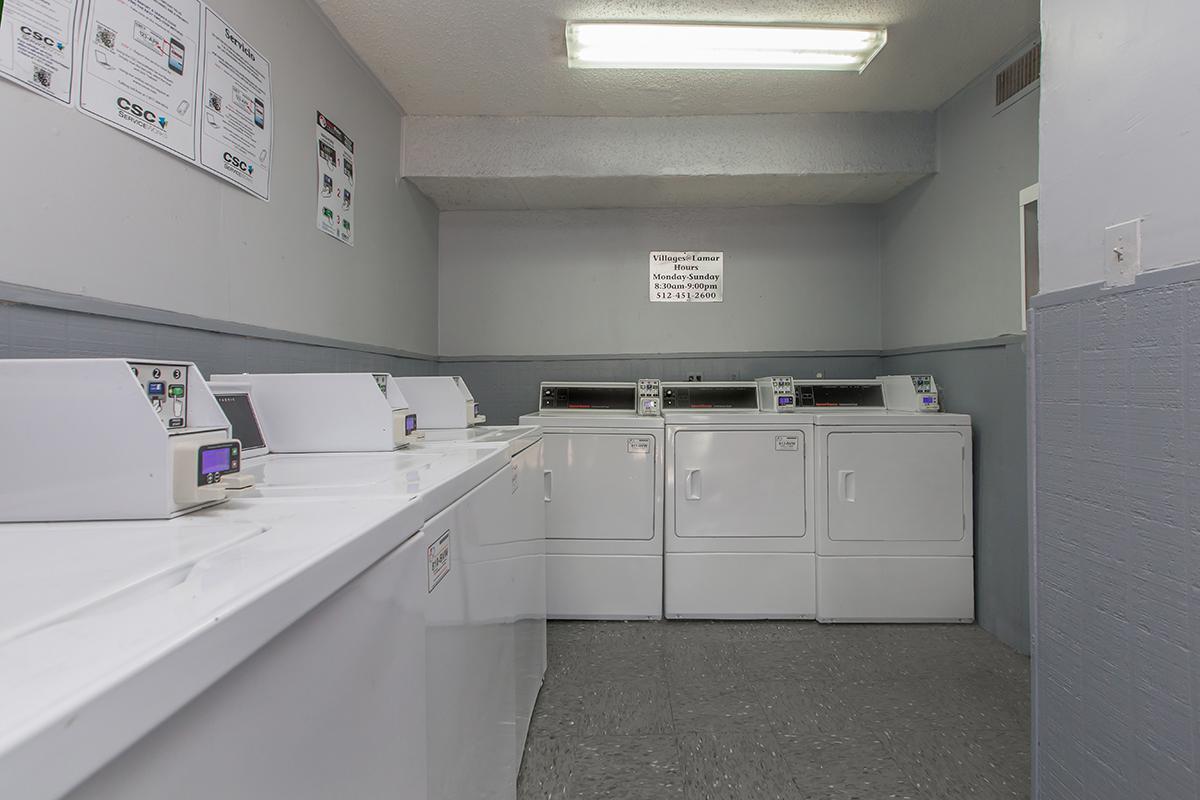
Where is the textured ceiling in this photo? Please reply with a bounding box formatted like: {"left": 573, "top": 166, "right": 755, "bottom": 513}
{"left": 315, "top": 0, "right": 1039, "bottom": 116}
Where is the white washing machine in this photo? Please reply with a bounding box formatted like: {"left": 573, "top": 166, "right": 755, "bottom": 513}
{"left": 415, "top": 425, "right": 546, "bottom": 766}
{"left": 207, "top": 378, "right": 520, "bottom": 800}
{"left": 662, "top": 380, "right": 816, "bottom": 619}
{"left": 519, "top": 380, "right": 664, "bottom": 619}
{"left": 0, "top": 360, "right": 430, "bottom": 800}
{"left": 798, "top": 378, "right": 975, "bottom": 623}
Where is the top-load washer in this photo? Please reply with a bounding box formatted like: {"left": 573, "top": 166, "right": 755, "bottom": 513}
{"left": 0, "top": 360, "right": 430, "bottom": 800}
{"left": 662, "top": 379, "right": 816, "bottom": 619}
{"left": 519, "top": 380, "right": 664, "bottom": 619}
{"left": 797, "top": 376, "right": 974, "bottom": 623}
{"left": 403, "top": 383, "right": 547, "bottom": 766}
{"left": 207, "top": 374, "right": 521, "bottom": 800}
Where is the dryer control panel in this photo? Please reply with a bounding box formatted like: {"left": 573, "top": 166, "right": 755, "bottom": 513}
{"left": 879, "top": 374, "right": 941, "bottom": 412}
{"left": 130, "top": 361, "right": 190, "bottom": 429}
{"left": 637, "top": 379, "right": 663, "bottom": 416}
{"left": 539, "top": 382, "right": 638, "bottom": 411}
{"left": 756, "top": 376, "right": 797, "bottom": 412}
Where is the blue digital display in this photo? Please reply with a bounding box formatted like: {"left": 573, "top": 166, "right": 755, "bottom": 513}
{"left": 147, "top": 382, "right": 165, "bottom": 396}
{"left": 201, "top": 447, "right": 232, "bottom": 475}
{"left": 923, "top": 396, "right": 935, "bottom": 404}
{"left": 778, "top": 396, "right": 794, "bottom": 406}
{"left": 405, "top": 414, "right": 418, "bottom": 435}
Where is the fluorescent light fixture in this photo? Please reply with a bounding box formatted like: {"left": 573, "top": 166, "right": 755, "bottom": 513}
{"left": 566, "top": 22, "right": 887, "bottom": 72}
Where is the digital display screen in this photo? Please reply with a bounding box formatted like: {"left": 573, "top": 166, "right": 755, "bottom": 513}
{"left": 147, "top": 382, "right": 165, "bottom": 396}
{"left": 216, "top": 394, "right": 267, "bottom": 451}
{"left": 201, "top": 446, "right": 232, "bottom": 475}
{"left": 923, "top": 396, "right": 935, "bottom": 404}
{"left": 778, "top": 396, "right": 794, "bottom": 406}
{"left": 168, "top": 384, "right": 185, "bottom": 398}
{"left": 405, "top": 414, "right": 418, "bottom": 435}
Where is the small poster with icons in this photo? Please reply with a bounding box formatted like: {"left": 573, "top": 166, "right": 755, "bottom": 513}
{"left": 316, "top": 110, "right": 355, "bottom": 246}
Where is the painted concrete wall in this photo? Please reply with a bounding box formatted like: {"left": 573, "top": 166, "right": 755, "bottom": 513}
{"left": 0, "top": 0, "right": 439, "bottom": 356}
{"left": 883, "top": 338, "right": 1030, "bottom": 654}
{"left": 437, "top": 206, "right": 881, "bottom": 357}
{"left": 1033, "top": 1, "right": 1200, "bottom": 797}
{"left": 881, "top": 60, "right": 1040, "bottom": 350}
{"left": 1039, "top": 1, "right": 1200, "bottom": 292}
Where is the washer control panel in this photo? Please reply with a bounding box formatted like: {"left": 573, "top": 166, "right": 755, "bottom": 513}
{"left": 756, "top": 376, "right": 797, "bottom": 412}
{"left": 879, "top": 374, "right": 941, "bottom": 412}
{"left": 130, "top": 361, "right": 189, "bottom": 429}
{"left": 637, "top": 379, "right": 663, "bottom": 416}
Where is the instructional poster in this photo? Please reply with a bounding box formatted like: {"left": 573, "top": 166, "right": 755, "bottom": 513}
{"left": 79, "top": 0, "right": 201, "bottom": 160}
{"left": 0, "top": 0, "right": 81, "bottom": 104}
{"left": 316, "top": 110, "right": 354, "bottom": 246}
{"left": 198, "top": 7, "right": 271, "bottom": 200}
{"left": 649, "top": 252, "right": 724, "bottom": 303}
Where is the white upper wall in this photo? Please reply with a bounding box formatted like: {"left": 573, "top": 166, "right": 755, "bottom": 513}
{"left": 1040, "top": 0, "right": 1200, "bottom": 291}
{"left": 881, "top": 53, "right": 1040, "bottom": 349}
{"left": 0, "top": 0, "right": 439, "bottom": 355}
{"left": 438, "top": 206, "right": 881, "bottom": 357}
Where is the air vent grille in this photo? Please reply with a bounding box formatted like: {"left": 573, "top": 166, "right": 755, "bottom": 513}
{"left": 996, "top": 42, "right": 1040, "bottom": 107}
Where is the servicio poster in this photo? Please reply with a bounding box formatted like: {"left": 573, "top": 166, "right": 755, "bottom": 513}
{"left": 0, "top": 0, "right": 81, "bottom": 104}
{"left": 198, "top": 6, "right": 271, "bottom": 200}
{"left": 79, "top": 0, "right": 202, "bottom": 160}
{"left": 649, "top": 252, "right": 724, "bottom": 303}
{"left": 316, "top": 110, "right": 354, "bottom": 246}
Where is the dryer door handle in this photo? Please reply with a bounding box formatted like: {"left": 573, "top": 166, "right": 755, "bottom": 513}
{"left": 837, "top": 470, "right": 856, "bottom": 502}
{"left": 543, "top": 470, "right": 553, "bottom": 503}
{"left": 684, "top": 469, "right": 702, "bottom": 500}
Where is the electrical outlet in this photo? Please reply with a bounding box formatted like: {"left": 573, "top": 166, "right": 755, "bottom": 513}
{"left": 1104, "top": 218, "right": 1143, "bottom": 287}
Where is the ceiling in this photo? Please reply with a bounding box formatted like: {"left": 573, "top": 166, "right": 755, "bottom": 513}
{"left": 315, "top": 0, "right": 1039, "bottom": 117}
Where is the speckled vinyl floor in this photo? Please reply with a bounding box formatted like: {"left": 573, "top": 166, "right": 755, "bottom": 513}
{"left": 518, "top": 621, "right": 1030, "bottom": 800}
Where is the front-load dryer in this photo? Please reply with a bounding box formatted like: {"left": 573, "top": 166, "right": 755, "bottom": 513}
{"left": 662, "top": 380, "right": 816, "bottom": 619}
{"left": 520, "top": 380, "right": 664, "bottom": 619}
{"left": 798, "top": 378, "right": 974, "bottom": 623}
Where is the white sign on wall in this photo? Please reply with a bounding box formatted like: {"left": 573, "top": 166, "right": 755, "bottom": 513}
{"left": 316, "top": 110, "right": 355, "bottom": 246}
{"left": 649, "top": 252, "right": 723, "bottom": 303}
{"left": 80, "top": 0, "right": 203, "bottom": 161}
{"left": 0, "top": 0, "right": 82, "bottom": 105}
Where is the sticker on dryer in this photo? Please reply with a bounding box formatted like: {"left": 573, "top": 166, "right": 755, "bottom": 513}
{"left": 427, "top": 531, "right": 450, "bottom": 593}
{"left": 775, "top": 435, "right": 800, "bottom": 452}
{"left": 627, "top": 437, "right": 651, "bottom": 454}
{"left": 511, "top": 462, "right": 519, "bottom": 494}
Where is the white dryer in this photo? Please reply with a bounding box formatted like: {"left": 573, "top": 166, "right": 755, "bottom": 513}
{"left": 798, "top": 378, "right": 974, "bottom": 623}
{"left": 662, "top": 380, "right": 816, "bottom": 619}
{"left": 519, "top": 380, "right": 664, "bottom": 619}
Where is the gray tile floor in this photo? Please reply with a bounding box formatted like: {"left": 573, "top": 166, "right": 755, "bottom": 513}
{"left": 519, "top": 621, "right": 1030, "bottom": 800}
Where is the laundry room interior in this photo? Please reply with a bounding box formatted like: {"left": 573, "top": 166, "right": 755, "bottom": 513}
{"left": 1, "top": 0, "right": 1196, "bottom": 798}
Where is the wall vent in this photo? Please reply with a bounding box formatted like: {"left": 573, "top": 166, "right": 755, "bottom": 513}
{"left": 994, "top": 42, "right": 1040, "bottom": 112}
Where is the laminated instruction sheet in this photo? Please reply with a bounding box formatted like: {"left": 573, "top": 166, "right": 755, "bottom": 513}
{"left": 0, "top": 0, "right": 82, "bottom": 104}
{"left": 79, "top": 0, "right": 202, "bottom": 160}
{"left": 198, "top": 6, "right": 271, "bottom": 199}
{"left": 316, "top": 110, "right": 355, "bottom": 246}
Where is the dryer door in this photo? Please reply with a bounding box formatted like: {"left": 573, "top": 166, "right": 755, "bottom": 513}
{"left": 673, "top": 429, "right": 806, "bottom": 539}
{"left": 543, "top": 432, "right": 657, "bottom": 541}
{"left": 826, "top": 430, "right": 967, "bottom": 542}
